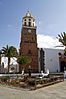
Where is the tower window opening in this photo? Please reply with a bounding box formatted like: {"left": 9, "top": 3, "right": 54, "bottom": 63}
{"left": 29, "top": 19, "right": 31, "bottom": 21}
{"left": 24, "top": 22, "right": 26, "bottom": 26}
{"left": 24, "top": 19, "right": 26, "bottom": 21}
{"left": 28, "top": 22, "right": 31, "bottom": 26}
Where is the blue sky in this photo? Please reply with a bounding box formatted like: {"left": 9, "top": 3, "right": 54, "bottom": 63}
{"left": 0, "top": 0, "right": 66, "bottom": 49}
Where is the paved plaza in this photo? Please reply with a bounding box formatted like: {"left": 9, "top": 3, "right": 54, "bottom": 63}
{"left": 0, "top": 80, "right": 66, "bottom": 99}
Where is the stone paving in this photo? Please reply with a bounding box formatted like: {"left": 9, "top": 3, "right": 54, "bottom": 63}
{"left": 0, "top": 80, "right": 66, "bottom": 99}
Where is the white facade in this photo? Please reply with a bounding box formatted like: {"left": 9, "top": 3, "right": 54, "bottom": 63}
{"left": 38, "top": 48, "right": 64, "bottom": 73}
{"left": 44, "top": 48, "right": 64, "bottom": 73}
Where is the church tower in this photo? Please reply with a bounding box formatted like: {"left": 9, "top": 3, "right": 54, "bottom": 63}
{"left": 19, "top": 11, "right": 38, "bottom": 73}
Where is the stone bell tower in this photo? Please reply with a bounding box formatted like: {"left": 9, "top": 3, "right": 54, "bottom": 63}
{"left": 19, "top": 11, "right": 38, "bottom": 73}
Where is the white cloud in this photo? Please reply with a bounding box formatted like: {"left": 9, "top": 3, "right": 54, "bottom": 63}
{"left": 37, "top": 34, "right": 63, "bottom": 48}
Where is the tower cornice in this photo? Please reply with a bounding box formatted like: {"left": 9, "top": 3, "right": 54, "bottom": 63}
{"left": 22, "top": 25, "right": 37, "bottom": 29}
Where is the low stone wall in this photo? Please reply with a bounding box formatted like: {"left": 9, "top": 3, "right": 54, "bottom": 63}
{"left": 28, "top": 73, "right": 64, "bottom": 90}
{"left": 0, "top": 73, "right": 64, "bottom": 90}
{"left": 34, "top": 75, "right": 64, "bottom": 90}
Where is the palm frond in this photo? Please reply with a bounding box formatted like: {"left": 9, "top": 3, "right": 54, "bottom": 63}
{"left": 63, "top": 32, "right": 66, "bottom": 36}
{"left": 61, "top": 33, "right": 64, "bottom": 38}
{"left": 58, "top": 32, "right": 66, "bottom": 47}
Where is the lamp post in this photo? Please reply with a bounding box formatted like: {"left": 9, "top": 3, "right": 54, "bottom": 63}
{"left": 28, "top": 65, "right": 31, "bottom": 77}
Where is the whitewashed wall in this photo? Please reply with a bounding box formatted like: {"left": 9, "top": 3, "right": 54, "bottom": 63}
{"left": 43, "top": 48, "right": 64, "bottom": 73}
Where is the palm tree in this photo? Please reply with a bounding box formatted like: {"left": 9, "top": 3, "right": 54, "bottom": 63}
{"left": 57, "top": 32, "right": 66, "bottom": 47}
{"left": 57, "top": 32, "right": 66, "bottom": 54}
{"left": 2, "top": 45, "right": 18, "bottom": 73}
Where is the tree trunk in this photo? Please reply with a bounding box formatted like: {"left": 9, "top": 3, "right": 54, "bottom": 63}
{"left": 8, "top": 57, "right": 10, "bottom": 73}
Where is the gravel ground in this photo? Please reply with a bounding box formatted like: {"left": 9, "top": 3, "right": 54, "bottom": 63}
{"left": 0, "top": 80, "right": 66, "bottom": 99}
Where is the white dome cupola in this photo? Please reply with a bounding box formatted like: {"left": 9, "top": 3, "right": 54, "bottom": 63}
{"left": 22, "top": 11, "right": 36, "bottom": 27}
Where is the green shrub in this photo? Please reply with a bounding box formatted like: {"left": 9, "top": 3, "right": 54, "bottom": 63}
{"left": 0, "top": 76, "right": 10, "bottom": 82}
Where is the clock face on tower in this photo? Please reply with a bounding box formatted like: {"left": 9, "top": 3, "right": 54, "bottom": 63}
{"left": 28, "top": 29, "right": 31, "bottom": 33}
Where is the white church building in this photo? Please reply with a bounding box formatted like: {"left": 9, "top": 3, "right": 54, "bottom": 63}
{"left": 38, "top": 48, "right": 64, "bottom": 73}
